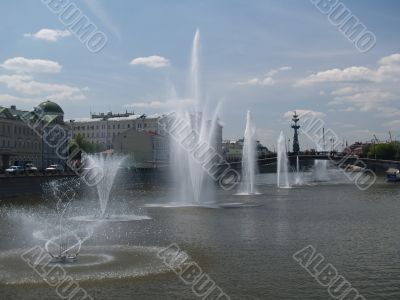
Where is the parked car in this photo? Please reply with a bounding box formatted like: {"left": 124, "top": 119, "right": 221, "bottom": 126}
{"left": 24, "top": 163, "right": 38, "bottom": 173}
{"left": 5, "top": 166, "right": 25, "bottom": 175}
{"left": 45, "top": 164, "right": 65, "bottom": 173}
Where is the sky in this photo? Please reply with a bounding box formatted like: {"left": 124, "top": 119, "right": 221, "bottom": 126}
{"left": 0, "top": 0, "right": 399, "bottom": 150}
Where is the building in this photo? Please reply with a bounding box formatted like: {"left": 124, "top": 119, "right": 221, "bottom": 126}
{"left": 69, "top": 111, "right": 164, "bottom": 150}
{"left": 113, "top": 129, "right": 169, "bottom": 168}
{"left": 222, "top": 139, "right": 270, "bottom": 160}
{"left": 222, "top": 139, "right": 244, "bottom": 160}
{"left": 0, "top": 101, "right": 69, "bottom": 170}
{"left": 343, "top": 142, "right": 368, "bottom": 156}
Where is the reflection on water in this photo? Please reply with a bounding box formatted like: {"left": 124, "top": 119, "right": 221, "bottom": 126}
{"left": 1, "top": 170, "right": 400, "bottom": 299}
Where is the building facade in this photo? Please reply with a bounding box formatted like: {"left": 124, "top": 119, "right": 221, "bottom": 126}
{"left": 0, "top": 101, "right": 69, "bottom": 170}
{"left": 113, "top": 129, "right": 169, "bottom": 168}
{"left": 69, "top": 112, "right": 164, "bottom": 150}
{"left": 222, "top": 139, "right": 270, "bottom": 161}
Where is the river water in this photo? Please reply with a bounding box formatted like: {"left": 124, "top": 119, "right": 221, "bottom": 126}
{"left": 0, "top": 170, "right": 399, "bottom": 299}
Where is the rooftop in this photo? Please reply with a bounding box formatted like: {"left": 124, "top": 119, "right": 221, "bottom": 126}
{"left": 68, "top": 113, "right": 162, "bottom": 123}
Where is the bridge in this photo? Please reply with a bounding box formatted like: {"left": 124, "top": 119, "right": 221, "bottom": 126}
{"left": 227, "top": 153, "right": 400, "bottom": 170}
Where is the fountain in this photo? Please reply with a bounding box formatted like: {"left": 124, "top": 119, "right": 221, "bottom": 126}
{"left": 313, "top": 157, "right": 329, "bottom": 181}
{"left": 85, "top": 154, "right": 126, "bottom": 217}
{"left": 71, "top": 154, "right": 151, "bottom": 222}
{"left": 146, "top": 29, "right": 253, "bottom": 209}
{"left": 43, "top": 178, "right": 84, "bottom": 263}
{"left": 161, "top": 29, "right": 220, "bottom": 207}
{"left": 294, "top": 155, "right": 304, "bottom": 185}
{"left": 277, "top": 131, "right": 290, "bottom": 188}
{"left": 237, "top": 111, "right": 259, "bottom": 195}
{"left": 313, "top": 133, "right": 329, "bottom": 181}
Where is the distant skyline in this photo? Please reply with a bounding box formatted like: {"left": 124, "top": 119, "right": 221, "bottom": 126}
{"left": 0, "top": 0, "right": 399, "bottom": 149}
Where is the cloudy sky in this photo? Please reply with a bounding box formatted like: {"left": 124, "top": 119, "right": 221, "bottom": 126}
{"left": 0, "top": 0, "right": 399, "bottom": 149}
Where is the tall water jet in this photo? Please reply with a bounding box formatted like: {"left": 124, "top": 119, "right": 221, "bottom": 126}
{"left": 313, "top": 129, "right": 329, "bottom": 181}
{"left": 191, "top": 28, "right": 201, "bottom": 108}
{"left": 83, "top": 154, "right": 126, "bottom": 217}
{"left": 277, "top": 132, "right": 290, "bottom": 188}
{"left": 238, "top": 111, "right": 258, "bottom": 195}
{"left": 313, "top": 154, "right": 329, "bottom": 181}
{"left": 294, "top": 155, "right": 303, "bottom": 185}
{"left": 167, "top": 29, "right": 218, "bottom": 206}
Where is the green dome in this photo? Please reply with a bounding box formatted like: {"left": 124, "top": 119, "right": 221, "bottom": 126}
{"left": 38, "top": 100, "right": 64, "bottom": 114}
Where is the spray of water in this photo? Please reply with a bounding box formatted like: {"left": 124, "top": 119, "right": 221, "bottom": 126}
{"left": 83, "top": 154, "right": 126, "bottom": 217}
{"left": 313, "top": 141, "right": 329, "bottom": 181}
{"left": 168, "top": 29, "right": 219, "bottom": 205}
{"left": 238, "top": 111, "right": 259, "bottom": 195}
{"left": 277, "top": 132, "right": 290, "bottom": 188}
{"left": 294, "top": 155, "right": 304, "bottom": 185}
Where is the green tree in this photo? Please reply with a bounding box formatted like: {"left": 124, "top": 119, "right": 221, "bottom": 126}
{"left": 69, "top": 133, "right": 104, "bottom": 159}
{"left": 368, "top": 142, "right": 400, "bottom": 160}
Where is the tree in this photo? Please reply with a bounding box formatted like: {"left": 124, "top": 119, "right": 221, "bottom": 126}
{"left": 368, "top": 142, "right": 400, "bottom": 160}
{"left": 69, "top": 133, "right": 104, "bottom": 159}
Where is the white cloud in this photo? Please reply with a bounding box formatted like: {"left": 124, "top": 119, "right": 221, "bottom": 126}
{"left": 341, "top": 107, "right": 356, "bottom": 112}
{"left": 283, "top": 109, "right": 326, "bottom": 120}
{"left": 236, "top": 65, "right": 292, "bottom": 86}
{"left": 0, "top": 94, "right": 35, "bottom": 105}
{"left": 24, "top": 29, "right": 71, "bottom": 42}
{"left": 331, "top": 86, "right": 360, "bottom": 96}
{"left": 330, "top": 87, "right": 396, "bottom": 112}
{"left": 266, "top": 66, "right": 292, "bottom": 76}
{"left": 0, "top": 57, "right": 61, "bottom": 73}
{"left": 294, "top": 53, "right": 400, "bottom": 122}
{"left": 0, "top": 75, "right": 86, "bottom": 101}
{"left": 378, "top": 53, "right": 400, "bottom": 66}
{"left": 129, "top": 56, "right": 170, "bottom": 68}
{"left": 383, "top": 120, "right": 400, "bottom": 128}
{"left": 235, "top": 77, "right": 275, "bottom": 86}
{"left": 296, "top": 67, "right": 375, "bottom": 86}
{"left": 296, "top": 53, "right": 400, "bottom": 87}
{"left": 126, "top": 98, "right": 195, "bottom": 110}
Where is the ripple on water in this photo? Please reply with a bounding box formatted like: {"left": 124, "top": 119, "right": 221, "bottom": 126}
{"left": 0, "top": 245, "right": 185, "bottom": 285}
{"left": 69, "top": 215, "right": 152, "bottom": 222}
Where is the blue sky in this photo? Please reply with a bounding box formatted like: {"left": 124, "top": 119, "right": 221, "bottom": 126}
{"left": 0, "top": 0, "right": 399, "bottom": 149}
